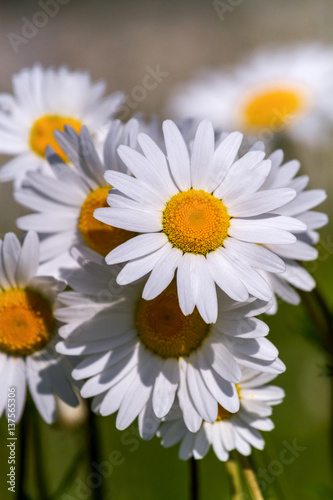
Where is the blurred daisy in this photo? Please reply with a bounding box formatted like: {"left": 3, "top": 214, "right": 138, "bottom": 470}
{"left": 15, "top": 120, "right": 138, "bottom": 278}
{"left": 0, "top": 64, "right": 124, "bottom": 185}
{"left": 255, "top": 147, "right": 328, "bottom": 312}
{"left": 0, "top": 231, "right": 78, "bottom": 423}
{"left": 56, "top": 246, "right": 285, "bottom": 436}
{"left": 95, "top": 119, "right": 306, "bottom": 323}
{"left": 158, "top": 368, "right": 285, "bottom": 460}
{"left": 168, "top": 44, "right": 333, "bottom": 144}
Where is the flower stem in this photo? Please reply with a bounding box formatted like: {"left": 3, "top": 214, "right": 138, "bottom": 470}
{"left": 300, "top": 288, "right": 333, "bottom": 356}
{"left": 300, "top": 283, "right": 333, "bottom": 466}
{"left": 31, "top": 407, "right": 48, "bottom": 500}
{"left": 238, "top": 454, "right": 264, "bottom": 500}
{"left": 225, "top": 457, "right": 243, "bottom": 500}
{"left": 189, "top": 457, "right": 199, "bottom": 500}
{"left": 87, "top": 410, "right": 104, "bottom": 500}
{"left": 17, "top": 408, "right": 28, "bottom": 500}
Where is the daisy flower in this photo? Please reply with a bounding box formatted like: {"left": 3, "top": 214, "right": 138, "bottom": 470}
{"left": 56, "top": 246, "right": 285, "bottom": 437}
{"left": 168, "top": 43, "right": 333, "bottom": 144}
{"left": 0, "top": 64, "right": 124, "bottom": 185}
{"left": 95, "top": 119, "right": 306, "bottom": 323}
{"left": 158, "top": 368, "right": 285, "bottom": 460}
{"left": 0, "top": 231, "right": 78, "bottom": 423}
{"left": 256, "top": 147, "right": 328, "bottom": 312}
{"left": 15, "top": 120, "right": 138, "bottom": 278}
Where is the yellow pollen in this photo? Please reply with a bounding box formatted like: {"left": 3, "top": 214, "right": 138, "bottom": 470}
{"left": 78, "top": 186, "right": 135, "bottom": 257}
{"left": 241, "top": 86, "right": 306, "bottom": 130}
{"left": 30, "top": 114, "right": 82, "bottom": 162}
{"left": 162, "top": 190, "right": 230, "bottom": 255}
{"left": 0, "top": 288, "right": 54, "bottom": 356}
{"left": 216, "top": 385, "right": 241, "bottom": 421}
{"left": 135, "top": 282, "right": 210, "bottom": 358}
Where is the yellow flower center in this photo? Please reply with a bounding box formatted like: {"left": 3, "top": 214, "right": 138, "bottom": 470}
{"left": 240, "top": 85, "right": 308, "bottom": 130}
{"left": 216, "top": 385, "right": 241, "bottom": 421}
{"left": 162, "top": 190, "right": 230, "bottom": 255}
{"left": 0, "top": 288, "right": 55, "bottom": 356}
{"left": 135, "top": 282, "right": 210, "bottom": 358}
{"left": 30, "top": 114, "right": 82, "bottom": 162}
{"left": 78, "top": 186, "right": 135, "bottom": 257}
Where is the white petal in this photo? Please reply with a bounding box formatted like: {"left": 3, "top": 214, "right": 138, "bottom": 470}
{"left": 224, "top": 253, "right": 273, "bottom": 301}
{"left": 223, "top": 238, "right": 285, "bottom": 273}
{"left": 138, "top": 396, "right": 161, "bottom": 440}
{"left": 207, "top": 249, "right": 249, "bottom": 302}
{"left": 26, "top": 358, "right": 56, "bottom": 424}
{"left": 152, "top": 358, "right": 179, "bottom": 418}
{"left": 116, "top": 352, "right": 160, "bottom": 430}
{"left": 193, "top": 255, "right": 218, "bottom": 324}
{"left": 190, "top": 120, "right": 215, "bottom": 189}
{"left": 118, "top": 145, "right": 176, "bottom": 199}
{"left": 116, "top": 243, "right": 173, "bottom": 285}
{"left": 143, "top": 247, "right": 182, "bottom": 300}
{"left": 137, "top": 133, "right": 178, "bottom": 196}
{"left": 205, "top": 340, "right": 242, "bottom": 383}
{"left": 179, "top": 431, "right": 196, "bottom": 460}
{"left": 230, "top": 337, "right": 278, "bottom": 362}
{"left": 193, "top": 427, "right": 210, "bottom": 459}
{"left": 198, "top": 354, "right": 240, "bottom": 413}
{"left": 94, "top": 207, "right": 162, "bottom": 232}
{"left": 2, "top": 233, "right": 21, "bottom": 287}
{"left": 228, "top": 189, "right": 296, "bottom": 218}
{"left": 278, "top": 189, "right": 327, "bottom": 216}
{"left": 105, "top": 233, "right": 168, "bottom": 265}
{"left": 216, "top": 153, "right": 268, "bottom": 201}
{"left": 17, "top": 213, "right": 77, "bottom": 233}
{"left": 178, "top": 359, "right": 202, "bottom": 432}
{"left": 205, "top": 132, "right": 243, "bottom": 193}
{"left": 229, "top": 217, "right": 298, "bottom": 244}
{"left": 104, "top": 170, "right": 165, "bottom": 209}
{"left": 176, "top": 254, "right": 198, "bottom": 316}
{"left": 163, "top": 120, "right": 191, "bottom": 191}
{"left": 15, "top": 231, "right": 39, "bottom": 286}
{"left": 211, "top": 423, "right": 229, "bottom": 461}
{"left": 186, "top": 357, "right": 218, "bottom": 422}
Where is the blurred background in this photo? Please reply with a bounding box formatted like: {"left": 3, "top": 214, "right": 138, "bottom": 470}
{"left": 0, "top": 0, "right": 332, "bottom": 498}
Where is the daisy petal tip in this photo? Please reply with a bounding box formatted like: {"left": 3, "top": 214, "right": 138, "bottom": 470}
{"left": 116, "top": 274, "right": 130, "bottom": 286}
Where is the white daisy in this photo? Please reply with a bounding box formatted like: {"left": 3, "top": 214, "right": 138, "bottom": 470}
{"left": 56, "top": 246, "right": 285, "bottom": 437}
{"left": 256, "top": 147, "right": 328, "bottom": 312}
{"left": 0, "top": 64, "right": 124, "bottom": 185}
{"left": 0, "top": 231, "right": 78, "bottom": 423}
{"left": 158, "top": 368, "right": 285, "bottom": 461}
{"left": 168, "top": 43, "right": 333, "bottom": 145}
{"left": 95, "top": 119, "right": 306, "bottom": 323}
{"left": 14, "top": 120, "right": 138, "bottom": 278}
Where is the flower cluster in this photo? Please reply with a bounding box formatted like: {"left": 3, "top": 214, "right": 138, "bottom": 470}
{"left": 0, "top": 50, "right": 328, "bottom": 466}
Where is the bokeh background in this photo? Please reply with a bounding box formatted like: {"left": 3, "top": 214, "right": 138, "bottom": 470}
{"left": 0, "top": 0, "right": 332, "bottom": 498}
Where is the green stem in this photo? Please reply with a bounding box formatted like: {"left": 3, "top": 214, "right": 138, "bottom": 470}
{"left": 238, "top": 454, "right": 264, "bottom": 500}
{"left": 50, "top": 448, "right": 85, "bottom": 499}
{"left": 300, "top": 288, "right": 333, "bottom": 357}
{"left": 17, "top": 408, "right": 28, "bottom": 500}
{"left": 87, "top": 410, "right": 104, "bottom": 500}
{"left": 31, "top": 408, "right": 48, "bottom": 500}
{"left": 225, "top": 457, "right": 243, "bottom": 500}
{"left": 189, "top": 457, "right": 199, "bottom": 500}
